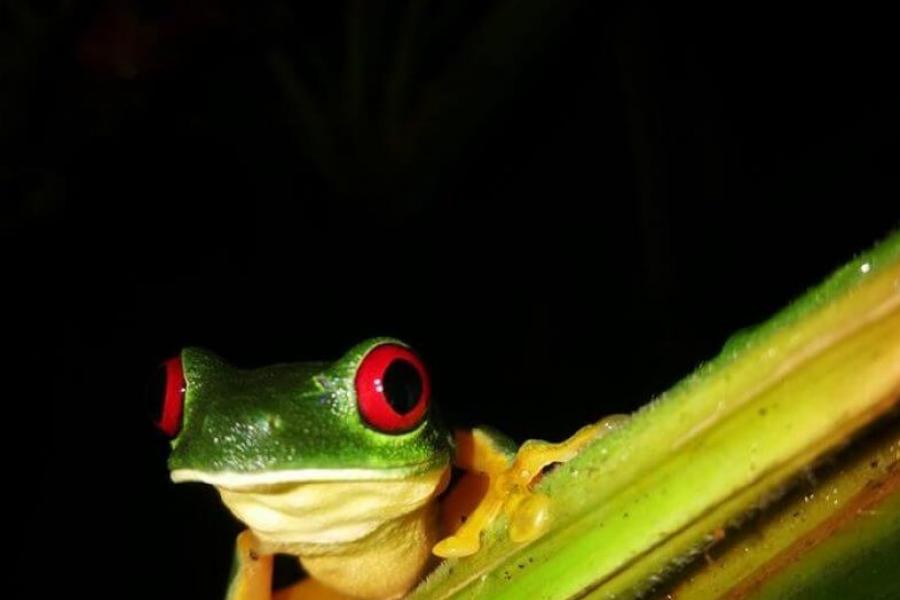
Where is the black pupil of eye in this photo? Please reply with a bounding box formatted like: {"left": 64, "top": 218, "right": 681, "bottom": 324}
{"left": 382, "top": 359, "right": 423, "bottom": 415}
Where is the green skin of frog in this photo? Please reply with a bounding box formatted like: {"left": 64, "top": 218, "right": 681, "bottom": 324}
{"left": 164, "top": 338, "right": 623, "bottom": 600}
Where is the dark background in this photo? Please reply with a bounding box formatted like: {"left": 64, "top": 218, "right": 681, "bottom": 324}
{"left": 6, "top": 1, "right": 898, "bottom": 598}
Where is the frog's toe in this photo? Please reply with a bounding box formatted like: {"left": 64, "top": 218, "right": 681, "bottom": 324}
{"left": 433, "top": 533, "right": 482, "bottom": 558}
{"left": 507, "top": 492, "right": 552, "bottom": 543}
{"left": 514, "top": 415, "right": 628, "bottom": 480}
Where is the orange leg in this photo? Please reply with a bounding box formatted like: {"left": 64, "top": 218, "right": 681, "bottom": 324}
{"left": 272, "top": 577, "right": 350, "bottom": 600}
{"left": 225, "top": 532, "right": 352, "bottom": 600}
{"left": 225, "top": 531, "right": 273, "bottom": 600}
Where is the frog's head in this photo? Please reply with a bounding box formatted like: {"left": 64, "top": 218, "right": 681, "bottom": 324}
{"left": 155, "top": 338, "right": 452, "bottom": 488}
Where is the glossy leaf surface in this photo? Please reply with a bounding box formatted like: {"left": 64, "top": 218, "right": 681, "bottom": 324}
{"left": 411, "top": 230, "right": 900, "bottom": 599}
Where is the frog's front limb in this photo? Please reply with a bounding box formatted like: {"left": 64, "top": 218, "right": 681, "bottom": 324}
{"left": 225, "top": 532, "right": 353, "bottom": 600}
{"left": 271, "top": 578, "right": 349, "bottom": 600}
{"left": 225, "top": 531, "right": 274, "bottom": 600}
{"left": 433, "top": 415, "right": 628, "bottom": 558}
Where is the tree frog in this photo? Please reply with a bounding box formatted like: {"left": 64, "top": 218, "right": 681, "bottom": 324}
{"left": 156, "top": 338, "right": 623, "bottom": 599}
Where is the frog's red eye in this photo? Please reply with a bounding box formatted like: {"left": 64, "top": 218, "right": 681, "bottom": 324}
{"left": 355, "top": 343, "right": 430, "bottom": 433}
{"left": 151, "top": 356, "right": 186, "bottom": 437}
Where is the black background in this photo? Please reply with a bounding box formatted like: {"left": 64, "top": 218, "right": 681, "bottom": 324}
{"left": 6, "top": 2, "right": 898, "bottom": 598}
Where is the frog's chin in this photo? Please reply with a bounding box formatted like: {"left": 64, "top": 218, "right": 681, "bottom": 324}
{"left": 169, "top": 461, "right": 443, "bottom": 489}
{"left": 217, "top": 464, "right": 451, "bottom": 549}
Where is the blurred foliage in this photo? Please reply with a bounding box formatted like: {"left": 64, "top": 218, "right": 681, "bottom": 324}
{"left": 1, "top": 0, "right": 588, "bottom": 225}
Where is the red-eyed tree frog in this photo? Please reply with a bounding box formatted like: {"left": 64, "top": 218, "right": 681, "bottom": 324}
{"left": 156, "top": 338, "right": 624, "bottom": 599}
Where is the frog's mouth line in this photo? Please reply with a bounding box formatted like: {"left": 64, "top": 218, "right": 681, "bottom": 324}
{"left": 170, "top": 463, "right": 442, "bottom": 490}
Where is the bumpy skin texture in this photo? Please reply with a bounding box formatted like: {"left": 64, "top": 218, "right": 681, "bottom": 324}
{"left": 168, "top": 338, "right": 452, "bottom": 476}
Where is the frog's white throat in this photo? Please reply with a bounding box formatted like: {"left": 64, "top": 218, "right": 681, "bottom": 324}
{"left": 210, "top": 465, "right": 450, "bottom": 552}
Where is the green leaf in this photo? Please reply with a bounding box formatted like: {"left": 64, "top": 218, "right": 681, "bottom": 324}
{"left": 659, "top": 415, "right": 900, "bottom": 600}
{"left": 411, "top": 230, "right": 900, "bottom": 599}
